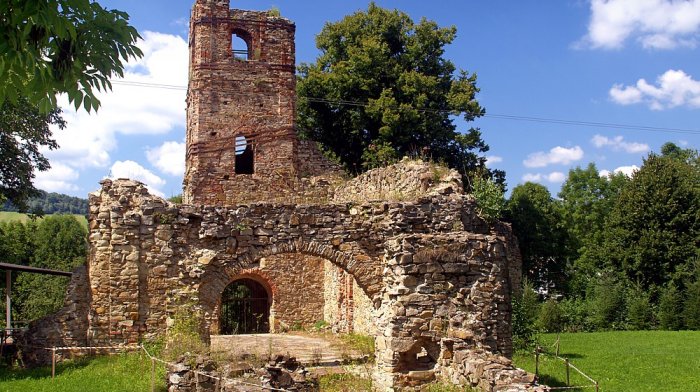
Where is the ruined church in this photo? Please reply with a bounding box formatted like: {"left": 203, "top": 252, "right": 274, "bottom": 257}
{"left": 21, "top": 1, "right": 543, "bottom": 390}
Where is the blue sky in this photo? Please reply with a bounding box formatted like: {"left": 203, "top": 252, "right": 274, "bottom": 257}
{"left": 38, "top": 0, "right": 700, "bottom": 198}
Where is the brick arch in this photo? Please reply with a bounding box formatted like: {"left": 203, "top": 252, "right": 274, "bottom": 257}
{"left": 240, "top": 239, "right": 384, "bottom": 300}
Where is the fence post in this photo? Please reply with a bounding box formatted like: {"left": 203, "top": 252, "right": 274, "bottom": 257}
{"left": 51, "top": 348, "right": 56, "bottom": 380}
{"left": 151, "top": 357, "right": 156, "bottom": 392}
{"left": 535, "top": 347, "right": 540, "bottom": 378}
{"left": 565, "top": 358, "right": 570, "bottom": 386}
{"left": 595, "top": 381, "right": 599, "bottom": 392}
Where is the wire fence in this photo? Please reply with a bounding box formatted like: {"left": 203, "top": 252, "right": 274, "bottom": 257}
{"left": 45, "top": 344, "right": 291, "bottom": 392}
{"left": 534, "top": 339, "right": 599, "bottom": 391}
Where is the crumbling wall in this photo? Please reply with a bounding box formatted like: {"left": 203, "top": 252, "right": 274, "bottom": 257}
{"left": 18, "top": 266, "right": 90, "bottom": 365}
{"left": 333, "top": 158, "right": 463, "bottom": 203}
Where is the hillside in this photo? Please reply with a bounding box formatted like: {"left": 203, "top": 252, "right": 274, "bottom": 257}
{"left": 1, "top": 190, "right": 88, "bottom": 215}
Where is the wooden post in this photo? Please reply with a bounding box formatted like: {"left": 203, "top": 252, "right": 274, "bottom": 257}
{"left": 565, "top": 358, "right": 570, "bottom": 386}
{"left": 151, "top": 357, "right": 156, "bottom": 392}
{"left": 595, "top": 381, "right": 599, "bottom": 392}
{"left": 5, "top": 270, "right": 11, "bottom": 339}
{"left": 51, "top": 348, "right": 56, "bottom": 380}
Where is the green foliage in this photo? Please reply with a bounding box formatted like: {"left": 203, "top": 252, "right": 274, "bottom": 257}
{"left": 658, "top": 282, "right": 685, "bottom": 331}
{"left": 0, "top": 98, "right": 64, "bottom": 211}
{"left": 558, "top": 297, "right": 593, "bottom": 332}
{"left": 297, "top": 2, "right": 503, "bottom": 186}
{"left": 0, "top": 215, "right": 87, "bottom": 322}
{"left": 589, "top": 273, "right": 626, "bottom": 330}
{"left": 515, "top": 331, "right": 700, "bottom": 392}
{"left": 512, "top": 279, "right": 539, "bottom": 350}
{"left": 0, "top": 352, "right": 167, "bottom": 391}
{"left": 538, "top": 298, "right": 563, "bottom": 333}
{"left": 164, "top": 302, "right": 208, "bottom": 361}
{"left": 0, "top": 0, "right": 142, "bottom": 112}
{"left": 602, "top": 154, "right": 699, "bottom": 290}
{"left": 558, "top": 163, "right": 628, "bottom": 288}
{"left": 625, "top": 283, "right": 653, "bottom": 330}
{"left": 360, "top": 141, "right": 399, "bottom": 170}
{"left": 318, "top": 372, "right": 372, "bottom": 391}
{"left": 267, "top": 6, "right": 281, "bottom": 17}
{"left": 167, "top": 194, "right": 183, "bottom": 204}
{"left": 470, "top": 175, "right": 505, "bottom": 222}
{"left": 338, "top": 333, "right": 375, "bottom": 359}
{"left": 505, "top": 182, "right": 572, "bottom": 292}
{"left": 684, "top": 276, "right": 700, "bottom": 330}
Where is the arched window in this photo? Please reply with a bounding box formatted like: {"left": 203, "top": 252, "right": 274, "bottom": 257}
{"left": 235, "top": 135, "right": 254, "bottom": 174}
{"left": 231, "top": 33, "right": 251, "bottom": 60}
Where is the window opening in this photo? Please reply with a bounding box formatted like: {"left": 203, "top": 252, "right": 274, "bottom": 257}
{"left": 232, "top": 33, "right": 250, "bottom": 60}
{"left": 235, "top": 135, "right": 254, "bottom": 174}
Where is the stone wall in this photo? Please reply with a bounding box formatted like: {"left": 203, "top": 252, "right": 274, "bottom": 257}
{"left": 259, "top": 253, "right": 325, "bottom": 331}
{"left": 333, "top": 158, "right": 463, "bottom": 203}
{"left": 19, "top": 157, "right": 532, "bottom": 391}
{"left": 18, "top": 266, "right": 90, "bottom": 366}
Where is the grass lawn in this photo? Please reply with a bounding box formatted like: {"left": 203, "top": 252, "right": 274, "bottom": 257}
{"left": 513, "top": 331, "right": 700, "bottom": 392}
{"left": 0, "top": 211, "right": 88, "bottom": 229}
{"left": 0, "top": 353, "right": 167, "bottom": 392}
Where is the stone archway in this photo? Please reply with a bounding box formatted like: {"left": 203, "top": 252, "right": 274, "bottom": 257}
{"left": 198, "top": 240, "right": 382, "bottom": 336}
{"left": 219, "top": 278, "right": 271, "bottom": 334}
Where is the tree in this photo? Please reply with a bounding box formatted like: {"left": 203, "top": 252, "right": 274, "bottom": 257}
{"left": 0, "top": 98, "right": 64, "bottom": 211}
{"left": 558, "top": 163, "right": 628, "bottom": 291}
{"left": 602, "top": 153, "right": 699, "bottom": 289}
{"left": 13, "top": 215, "right": 87, "bottom": 321}
{"left": 505, "top": 182, "right": 573, "bottom": 292}
{"left": 297, "top": 3, "right": 503, "bottom": 187}
{"left": 0, "top": 0, "right": 142, "bottom": 112}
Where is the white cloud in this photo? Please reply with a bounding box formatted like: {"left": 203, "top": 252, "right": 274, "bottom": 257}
{"left": 110, "top": 160, "right": 166, "bottom": 197}
{"left": 147, "top": 141, "right": 186, "bottom": 176}
{"left": 485, "top": 155, "right": 503, "bottom": 166}
{"left": 522, "top": 171, "right": 566, "bottom": 184}
{"left": 609, "top": 69, "right": 700, "bottom": 110}
{"left": 524, "top": 146, "right": 584, "bottom": 168}
{"left": 591, "top": 134, "right": 650, "bottom": 153}
{"left": 599, "top": 165, "right": 640, "bottom": 177}
{"left": 34, "top": 162, "right": 80, "bottom": 193}
{"left": 41, "top": 31, "right": 188, "bottom": 192}
{"left": 580, "top": 0, "right": 700, "bottom": 50}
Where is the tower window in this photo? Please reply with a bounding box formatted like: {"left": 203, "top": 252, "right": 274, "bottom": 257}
{"left": 235, "top": 135, "right": 254, "bottom": 174}
{"left": 232, "top": 33, "right": 251, "bottom": 60}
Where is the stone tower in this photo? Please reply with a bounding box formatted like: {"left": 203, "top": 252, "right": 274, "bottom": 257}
{"left": 183, "top": 0, "right": 297, "bottom": 205}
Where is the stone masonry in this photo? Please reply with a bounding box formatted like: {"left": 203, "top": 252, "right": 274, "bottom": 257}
{"left": 18, "top": 1, "right": 545, "bottom": 390}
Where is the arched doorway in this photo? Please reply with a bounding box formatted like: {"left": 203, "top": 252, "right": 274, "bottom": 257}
{"left": 219, "top": 278, "right": 270, "bottom": 334}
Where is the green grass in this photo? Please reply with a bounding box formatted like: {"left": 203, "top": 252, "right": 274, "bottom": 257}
{"left": 0, "top": 352, "right": 167, "bottom": 392}
{"left": 514, "top": 331, "right": 700, "bottom": 392}
{"left": 0, "top": 211, "right": 87, "bottom": 229}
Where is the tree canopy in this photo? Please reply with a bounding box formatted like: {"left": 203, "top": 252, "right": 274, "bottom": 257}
{"left": 0, "top": 0, "right": 142, "bottom": 112}
{"left": 602, "top": 153, "right": 699, "bottom": 289}
{"left": 505, "top": 182, "right": 572, "bottom": 292}
{"left": 0, "top": 98, "right": 64, "bottom": 211}
{"left": 297, "top": 3, "right": 502, "bottom": 187}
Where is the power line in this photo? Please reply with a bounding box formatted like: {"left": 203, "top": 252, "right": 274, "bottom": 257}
{"left": 108, "top": 79, "right": 700, "bottom": 135}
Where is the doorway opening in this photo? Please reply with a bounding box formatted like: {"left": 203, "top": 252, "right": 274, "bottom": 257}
{"left": 219, "top": 278, "right": 270, "bottom": 334}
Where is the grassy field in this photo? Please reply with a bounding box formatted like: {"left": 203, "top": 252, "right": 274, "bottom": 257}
{"left": 0, "top": 353, "right": 167, "bottom": 392}
{"left": 514, "top": 331, "right": 700, "bottom": 392}
{"left": 0, "top": 211, "right": 88, "bottom": 229}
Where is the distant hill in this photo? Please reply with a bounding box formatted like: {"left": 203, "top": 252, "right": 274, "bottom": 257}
{"left": 1, "top": 190, "right": 88, "bottom": 215}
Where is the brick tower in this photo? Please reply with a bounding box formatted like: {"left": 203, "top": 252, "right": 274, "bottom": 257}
{"left": 183, "top": 0, "right": 297, "bottom": 205}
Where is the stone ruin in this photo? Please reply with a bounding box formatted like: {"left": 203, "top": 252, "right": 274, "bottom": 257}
{"left": 18, "top": 1, "right": 547, "bottom": 390}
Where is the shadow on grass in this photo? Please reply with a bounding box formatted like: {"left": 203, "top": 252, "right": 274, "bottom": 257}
{"left": 0, "top": 355, "right": 94, "bottom": 381}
